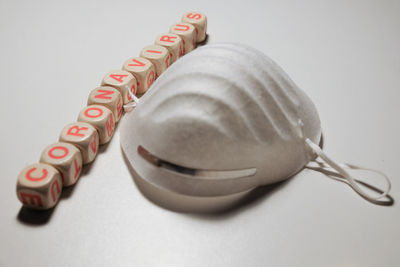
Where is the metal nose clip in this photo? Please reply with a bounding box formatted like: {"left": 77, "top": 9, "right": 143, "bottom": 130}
{"left": 137, "top": 145, "right": 257, "bottom": 179}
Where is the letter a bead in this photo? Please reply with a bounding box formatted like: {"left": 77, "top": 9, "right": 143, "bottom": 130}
{"left": 78, "top": 105, "right": 115, "bottom": 145}
{"left": 40, "top": 142, "right": 83, "bottom": 187}
{"left": 181, "top": 12, "right": 207, "bottom": 42}
{"left": 101, "top": 70, "right": 137, "bottom": 104}
{"left": 16, "top": 163, "right": 62, "bottom": 209}
{"left": 59, "top": 122, "right": 99, "bottom": 164}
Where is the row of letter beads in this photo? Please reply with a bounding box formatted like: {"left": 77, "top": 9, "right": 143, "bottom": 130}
{"left": 16, "top": 11, "right": 207, "bottom": 210}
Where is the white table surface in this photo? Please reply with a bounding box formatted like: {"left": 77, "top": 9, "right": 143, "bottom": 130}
{"left": 1, "top": 0, "right": 399, "bottom": 266}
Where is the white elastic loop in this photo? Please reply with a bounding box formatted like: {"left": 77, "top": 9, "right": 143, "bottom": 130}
{"left": 123, "top": 91, "right": 140, "bottom": 112}
{"left": 305, "top": 138, "right": 391, "bottom": 203}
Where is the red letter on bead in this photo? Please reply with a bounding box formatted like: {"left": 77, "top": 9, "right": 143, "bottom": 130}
{"left": 67, "top": 125, "right": 88, "bottom": 137}
{"left": 146, "top": 49, "right": 162, "bottom": 54}
{"left": 160, "top": 35, "right": 177, "bottom": 43}
{"left": 109, "top": 74, "right": 128, "bottom": 83}
{"left": 74, "top": 159, "right": 81, "bottom": 179}
{"left": 51, "top": 180, "right": 61, "bottom": 202}
{"left": 48, "top": 146, "right": 69, "bottom": 159}
{"left": 117, "top": 98, "right": 122, "bottom": 118}
{"left": 90, "top": 137, "right": 97, "bottom": 153}
{"left": 94, "top": 89, "right": 115, "bottom": 100}
{"left": 147, "top": 71, "right": 155, "bottom": 88}
{"left": 130, "top": 84, "right": 136, "bottom": 95}
{"left": 186, "top": 13, "right": 202, "bottom": 20}
{"left": 20, "top": 192, "right": 43, "bottom": 207}
{"left": 128, "top": 59, "right": 146, "bottom": 67}
{"left": 174, "top": 24, "right": 190, "bottom": 31}
{"left": 106, "top": 114, "right": 114, "bottom": 137}
{"left": 25, "top": 167, "right": 48, "bottom": 182}
{"left": 165, "top": 54, "right": 171, "bottom": 68}
{"left": 84, "top": 107, "right": 103, "bottom": 118}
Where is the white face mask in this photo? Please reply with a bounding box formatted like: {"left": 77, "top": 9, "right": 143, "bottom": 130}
{"left": 120, "top": 43, "right": 391, "bottom": 205}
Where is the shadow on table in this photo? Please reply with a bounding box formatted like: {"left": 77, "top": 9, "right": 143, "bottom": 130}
{"left": 17, "top": 206, "right": 55, "bottom": 225}
{"left": 122, "top": 147, "right": 291, "bottom": 216}
{"left": 15, "top": 135, "right": 109, "bottom": 226}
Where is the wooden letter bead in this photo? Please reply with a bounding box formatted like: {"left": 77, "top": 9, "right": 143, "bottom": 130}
{"left": 101, "top": 70, "right": 137, "bottom": 105}
{"left": 78, "top": 105, "right": 115, "bottom": 145}
{"left": 140, "top": 45, "right": 171, "bottom": 77}
{"left": 59, "top": 122, "right": 99, "bottom": 164}
{"left": 16, "top": 163, "right": 62, "bottom": 209}
{"left": 87, "top": 86, "right": 123, "bottom": 122}
{"left": 155, "top": 33, "right": 184, "bottom": 64}
{"left": 181, "top": 12, "right": 207, "bottom": 42}
{"left": 122, "top": 57, "right": 156, "bottom": 95}
{"left": 169, "top": 23, "right": 196, "bottom": 54}
{"left": 40, "top": 142, "right": 83, "bottom": 187}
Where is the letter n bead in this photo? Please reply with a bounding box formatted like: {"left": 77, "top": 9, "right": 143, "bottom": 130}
{"left": 40, "top": 142, "right": 83, "bottom": 187}
{"left": 87, "top": 86, "right": 123, "bottom": 122}
{"left": 59, "top": 122, "right": 99, "bottom": 164}
{"left": 16, "top": 163, "right": 62, "bottom": 209}
{"left": 78, "top": 105, "right": 115, "bottom": 145}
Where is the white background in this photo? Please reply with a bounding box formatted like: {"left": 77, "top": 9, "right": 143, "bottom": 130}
{"left": 0, "top": 0, "right": 399, "bottom": 266}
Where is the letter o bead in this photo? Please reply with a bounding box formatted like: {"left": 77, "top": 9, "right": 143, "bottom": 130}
{"left": 59, "top": 122, "right": 99, "bottom": 164}
{"left": 88, "top": 86, "right": 123, "bottom": 122}
{"left": 101, "top": 70, "right": 137, "bottom": 105}
{"left": 169, "top": 23, "right": 196, "bottom": 54}
{"left": 122, "top": 57, "right": 156, "bottom": 95}
{"left": 155, "top": 34, "right": 184, "bottom": 64}
{"left": 181, "top": 12, "right": 207, "bottom": 42}
{"left": 16, "top": 163, "right": 62, "bottom": 210}
{"left": 40, "top": 142, "right": 83, "bottom": 187}
{"left": 78, "top": 105, "right": 115, "bottom": 145}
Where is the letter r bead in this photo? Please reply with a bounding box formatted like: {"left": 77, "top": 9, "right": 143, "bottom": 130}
{"left": 60, "top": 122, "right": 99, "bottom": 164}
{"left": 155, "top": 33, "right": 184, "bottom": 64}
{"left": 16, "top": 163, "right": 63, "bottom": 209}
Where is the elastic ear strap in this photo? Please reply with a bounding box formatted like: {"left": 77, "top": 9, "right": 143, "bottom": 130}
{"left": 305, "top": 138, "right": 391, "bottom": 202}
{"left": 123, "top": 91, "right": 140, "bottom": 112}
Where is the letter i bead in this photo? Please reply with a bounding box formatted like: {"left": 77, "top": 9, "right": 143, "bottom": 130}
{"left": 59, "top": 122, "right": 99, "bottom": 164}
{"left": 140, "top": 45, "right": 171, "bottom": 77}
